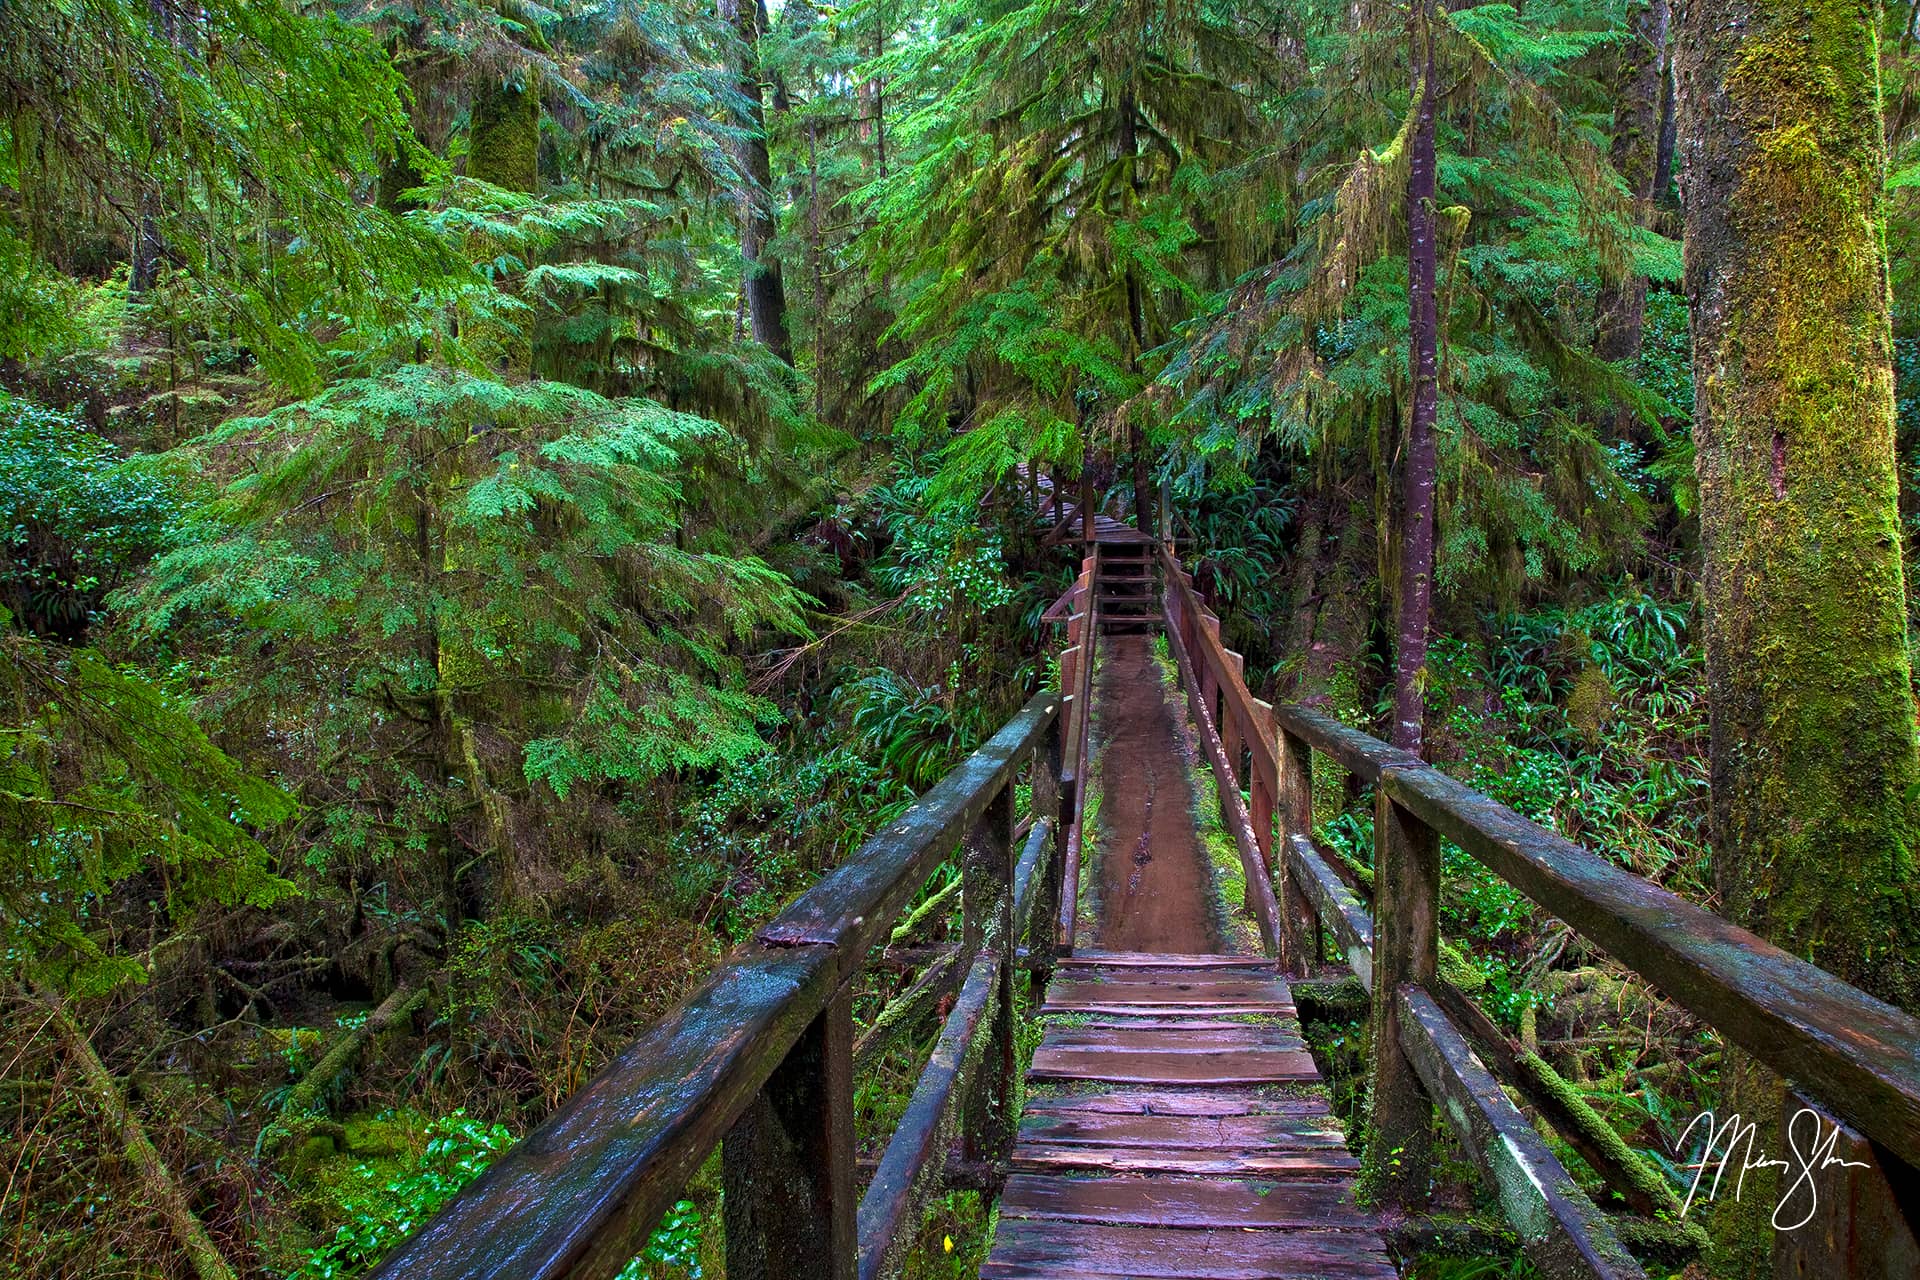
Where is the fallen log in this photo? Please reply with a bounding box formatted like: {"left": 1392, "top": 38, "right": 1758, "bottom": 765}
{"left": 260, "top": 983, "right": 428, "bottom": 1153}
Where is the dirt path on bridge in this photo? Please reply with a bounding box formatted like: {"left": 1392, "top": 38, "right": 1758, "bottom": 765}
{"left": 1086, "top": 635, "right": 1222, "bottom": 954}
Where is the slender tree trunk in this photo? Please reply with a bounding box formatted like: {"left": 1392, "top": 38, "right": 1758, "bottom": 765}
{"left": 808, "top": 114, "right": 827, "bottom": 419}
{"left": 724, "top": 0, "right": 792, "bottom": 364}
{"left": 1676, "top": 0, "right": 1920, "bottom": 1258}
{"left": 1392, "top": 21, "right": 1439, "bottom": 754}
{"left": 1118, "top": 87, "right": 1154, "bottom": 534}
{"left": 1594, "top": 0, "right": 1669, "bottom": 364}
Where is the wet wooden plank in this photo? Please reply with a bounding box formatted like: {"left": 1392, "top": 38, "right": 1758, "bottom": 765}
{"left": 1012, "top": 1144, "right": 1359, "bottom": 1177}
{"left": 1016, "top": 1110, "right": 1346, "bottom": 1150}
{"left": 1163, "top": 614, "right": 1282, "bottom": 956}
{"left": 1028, "top": 1045, "right": 1319, "bottom": 1084}
{"left": 983, "top": 1220, "right": 1395, "bottom": 1279}
{"left": 1044, "top": 979, "right": 1292, "bottom": 1006}
{"left": 996, "top": 1174, "right": 1375, "bottom": 1230}
{"left": 1037, "top": 1002, "right": 1293, "bottom": 1019}
{"left": 1035, "top": 1015, "right": 1281, "bottom": 1031}
{"left": 854, "top": 955, "right": 998, "bottom": 1280}
{"left": 1037, "top": 1026, "right": 1307, "bottom": 1054}
{"left": 370, "top": 945, "right": 837, "bottom": 1280}
{"left": 1397, "top": 985, "right": 1645, "bottom": 1280}
{"left": 1284, "top": 831, "right": 1375, "bottom": 988}
{"left": 1059, "top": 967, "right": 1282, "bottom": 990}
{"left": 1023, "top": 1089, "right": 1331, "bottom": 1118}
{"left": 1060, "top": 950, "right": 1272, "bottom": 969}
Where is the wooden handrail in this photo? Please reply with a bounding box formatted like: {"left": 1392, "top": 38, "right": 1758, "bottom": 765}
{"left": 1155, "top": 545, "right": 1920, "bottom": 1278}
{"left": 371, "top": 688, "right": 1070, "bottom": 1280}
{"left": 1055, "top": 547, "right": 1099, "bottom": 953}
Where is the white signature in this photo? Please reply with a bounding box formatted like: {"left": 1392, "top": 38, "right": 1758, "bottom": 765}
{"left": 1676, "top": 1108, "right": 1870, "bottom": 1231}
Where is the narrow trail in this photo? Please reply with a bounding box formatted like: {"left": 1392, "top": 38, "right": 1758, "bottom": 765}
{"left": 1088, "top": 634, "right": 1220, "bottom": 955}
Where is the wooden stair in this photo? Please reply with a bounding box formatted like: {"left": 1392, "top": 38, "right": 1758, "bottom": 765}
{"left": 1096, "top": 540, "right": 1156, "bottom": 635}
{"left": 982, "top": 951, "right": 1395, "bottom": 1280}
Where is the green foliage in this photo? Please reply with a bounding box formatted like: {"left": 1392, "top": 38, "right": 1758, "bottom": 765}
{"left": 131, "top": 364, "right": 803, "bottom": 807}
{"left": 0, "top": 393, "right": 174, "bottom": 640}
{"left": 295, "top": 1110, "right": 514, "bottom": 1280}
{"left": 1, "top": 633, "right": 294, "bottom": 995}
{"left": 1, "top": 0, "right": 454, "bottom": 388}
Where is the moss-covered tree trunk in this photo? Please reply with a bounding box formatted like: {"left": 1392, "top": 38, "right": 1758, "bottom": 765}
{"left": 469, "top": 76, "right": 539, "bottom": 193}
{"left": 468, "top": 73, "right": 539, "bottom": 377}
{"left": 1594, "top": 0, "right": 1669, "bottom": 365}
{"left": 724, "top": 0, "right": 793, "bottom": 365}
{"left": 1676, "top": 0, "right": 1920, "bottom": 1018}
{"left": 1676, "top": 0, "right": 1920, "bottom": 1261}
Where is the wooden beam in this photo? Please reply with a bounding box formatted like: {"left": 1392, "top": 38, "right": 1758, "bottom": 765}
{"left": 1396, "top": 986, "right": 1647, "bottom": 1280}
{"left": 1380, "top": 764, "right": 1920, "bottom": 1170}
{"left": 856, "top": 956, "right": 1002, "bottom": 1280}
{"left": 724, "top": 983, "right": 859, "bottom": 1280}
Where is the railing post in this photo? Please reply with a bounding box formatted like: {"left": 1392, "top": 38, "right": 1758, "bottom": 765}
{"left": 962, "top": 780, "right": 1017, "bottom": 1169}
{"left": 1276, "top": 728, "right": 1316, "bottom": 972}
{"left": 1364, "top": 775, "right": 1438, "bottom": 1207}
{"left": 723, "top": 981, "right": 858, "bottom": 1280}
{"left": 1034, "top": 714, "right": 1069, "bottom": 990}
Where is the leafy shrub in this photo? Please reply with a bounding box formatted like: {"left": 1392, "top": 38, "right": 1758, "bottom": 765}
{"left": 295, "top": 1110, "right": 514, "bottom": 1280}
{"left": 0, "top": 392, "right": 173, "bottom": 640}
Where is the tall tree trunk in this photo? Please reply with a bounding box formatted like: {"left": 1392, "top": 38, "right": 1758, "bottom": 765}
{"left": 1594, "top": 0, "right": 1669, "bottom": 364}
{"left": 1677, "top": 0, "right": 1920, "bottom": 1022}
{"left": 469, "top": 73, "right": 539, "bottom": 377}
{"left": 725, "top": 0, "right": 793, "bottom": 364}
{"left": 1676, "top": 0, "right": 1920, "bottom": 1259}
{"left": 1392, "top": 20, "right": 1439, "bottom": 755}
{"left": 1118, "top": 87, "right": 1154, "bottom": 534}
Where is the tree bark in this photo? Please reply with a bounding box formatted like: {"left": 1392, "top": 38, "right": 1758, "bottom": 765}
{"left": 1594, "top": 0, "right": 1669, "bottom": 364}
{"left": 1392, "top": 21, "right": 1439, "bottom": 755}
{"left": 725, "top": 0, "right": 793, "bottom": 364}
{"left": 1676, "top": 0, "right": 1920, "bottom": 1257}
{"left": 1677, "top": 0, "right": 1920, "bottom": 1021}
{"left": 1119, "top": 87, "right": 1154, "bottom": 534}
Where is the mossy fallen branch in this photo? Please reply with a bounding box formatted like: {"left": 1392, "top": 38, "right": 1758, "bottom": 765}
{"left": 39, "top": 988, "right": 239, "bottom": 1280}
{"left": 259, "top": 983, "right": 428, "bottom": 1155}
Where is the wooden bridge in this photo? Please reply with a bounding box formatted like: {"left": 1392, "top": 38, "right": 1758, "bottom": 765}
{"left": 370, "top": 524, "right": 1920, "bottom": 1280}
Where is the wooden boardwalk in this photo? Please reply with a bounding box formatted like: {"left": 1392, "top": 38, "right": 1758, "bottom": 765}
{"left": 983, "top": 951, "right": 1395, "bottom": 1279}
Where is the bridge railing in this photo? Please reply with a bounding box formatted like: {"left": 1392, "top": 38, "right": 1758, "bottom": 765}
{"left": 1158, "top": 546, "right": 1920, "bottom": 1280}
{"left": 370, "top": 552, "right": 1103, "bottom": 1280}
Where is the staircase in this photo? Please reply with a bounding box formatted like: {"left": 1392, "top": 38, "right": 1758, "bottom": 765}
{"left": 983, "top": 951, "right": 1395, "bottom": 1280}
{"left": 1095, "top": 538, "right": 1156, "bottom": 635}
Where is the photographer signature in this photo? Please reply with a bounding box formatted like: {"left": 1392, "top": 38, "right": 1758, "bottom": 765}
{"left": 1677, "top": 1107, "right": 1869, "bottom": 1231}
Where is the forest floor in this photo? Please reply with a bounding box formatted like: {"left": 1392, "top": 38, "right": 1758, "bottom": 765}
{"left": 1085, "top": 635, "right": 1222, "bottom": 955}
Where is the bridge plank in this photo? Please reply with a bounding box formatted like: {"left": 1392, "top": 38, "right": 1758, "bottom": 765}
{"left": 1016, "top": 1110, "right": 1346, "bottom": 1149}
{"left": 996, "top": 1174, "right": 1375, "bottom": 1230}
{"left": 1028, "top": 1045, "right": 1320, "bottom": 1084}
{"left": 1059, "top": 950, "right": 1273, "bottom": 968}
{"left": 1036, "top": 1026, "right": 1307, "bottom": 1053}
{"left": 983, "top": 1221, "right": 1395, "bottom": 1279}
{"left": 1023, "top": 1088, "right": 1327, "bottom": 1116}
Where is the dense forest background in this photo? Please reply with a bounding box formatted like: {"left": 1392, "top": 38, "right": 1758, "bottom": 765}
{"left": 5, "top": 0, "right": 1920, "bottom": 1276}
